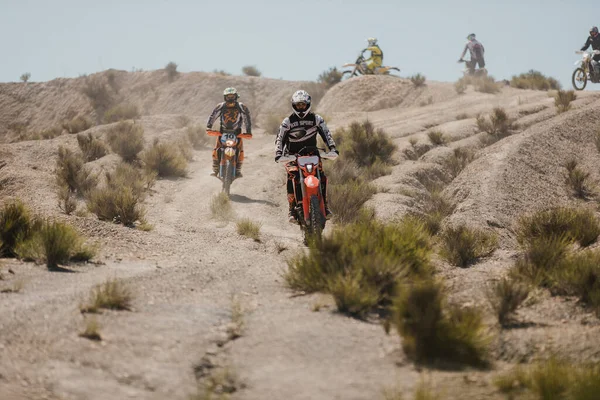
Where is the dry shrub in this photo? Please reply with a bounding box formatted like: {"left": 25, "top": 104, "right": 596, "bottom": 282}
{"left": 165, "top": 61, "right": 179, "bottom": 82}
{"left": 142, "top": 139, "right": 187, "bottom": 178}
{"left": 439, "top": 224, "right": 498, "bottom": 267}
{"left": 186, "top": 125, "right": 209, "bottom": 149}
{"left": 427, "top": 130, "right": 446, "bottom": 146}
{"left": 106, "top": 121, "right": 145, "bottom": 163}
{"left": 557, "top": 250, "right": 600, "bottom": 316}
{"left": 410, "top": 74, "right": 426, "bottom": 87}
{"left": 103, "top": 103, "right": 140, "bottom": 123}
{"left": 236, "top": 218, "right": 261, "bottom": 241}
{"left": 455, "top": 78, "right": 467, "bottom": 94}
{"left": 392, "top": 279, "right": 490, "bottom": 366}
{"left": 86, "top": 163, "right": 147, "bottom": 226}
{"left": 20, "top": 72, "right": 31, "bottom": 83}
{"left": 242, "top": 65, "right": 261, "bottom": 77}
{"left": 444, "top": 147, "right": 475, "bottom": 178}
{"left": 63, "top": 116, "right": 92, "bottom": 134}
{"left": 286, "top": 217, "right": 433, "bottom": 318}
{"left": 77, "top": 132, "right": 108, "bottom": 162}
{"left": 82, "top": 278, "right": 132, "bottom": 313}
{"left": 455, "top": 112, "right": 469, "bottom": 120}
{"left": 564, "top": 159, "right": 593, "bottom": 198}
{"left": 477, "top": 107, "right": 518, "bottom": 145}
{"left": 79, "top": 316, "right": 102, "bottom": 341}
{"left": 415, "top": 185, "right": 455, "bottom": 236}
{"left": 16, "top": 219, "right": 95, "bottom": 269}
{"left": 474, "top": 75, "right": 500, "bottom": 94}
{"left": 555, "top": 89, "right": 577, "bottom": 113}
{"left": 55, "top": 146, "right": 98, "bottom": 196}
{"left": 487, "top": 277, "right": 530, "bottom": 326}
{"left": 106, "top": 70, "right": 120, "bottom": 93}
{"left": 317, "top": 67, "right": 343, "bottom": 88}
{"left": 57, "top": 186, "right": 77, "bottom": 215}
{"left": 328, "top": 181, "right": 377, "bottom": 225}
{"left": 210, "top": 192, "right": 233, "bottom": 221}
{"left": 335, "top": 120, "right": 396, "bottom": 168}
{"left": 510, "top": 70, "right": 561, "bottom": 91}
{"left": 39, "top": 126, "right": 63, "bottom": 140}
{"left": 262, "top": 114, "right": 285, "bottom": 135}
{"left": 81, "top": 76, "right": 115, "bottom": 121}
{"left": 0, "top": 200, "right": 33, "bottom": 257}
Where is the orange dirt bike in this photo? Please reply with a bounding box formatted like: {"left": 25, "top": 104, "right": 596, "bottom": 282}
{"left": 277, "top": 146, "right": 338, "bottom": 243}
{"left": 207, "top": 130, "right": 252, "bottom": 196}
{"left": 572, "top": 50, "right": 600, "bottom": 90}
{"left": 341, "top": 54, "right": 400, "bottom": 79}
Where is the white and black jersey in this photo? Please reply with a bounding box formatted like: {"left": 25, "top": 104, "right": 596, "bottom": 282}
{"left": 206, "top": 102, "right": 252, "bottom": 134}
{"left": 275, "top": 112, "right": 336, "bottom": 157}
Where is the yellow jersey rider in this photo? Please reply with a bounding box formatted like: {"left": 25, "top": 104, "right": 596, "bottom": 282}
{"left": 362, "top": 37, "right": 383, "bottom": 74}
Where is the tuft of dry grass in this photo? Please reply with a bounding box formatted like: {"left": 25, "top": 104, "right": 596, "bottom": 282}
{"left": 236, "top": 218, "right": 261, "bottom": 242}
{"left": 77, "top": 132, "right": 108, "bottom": 162}
{"left": 63, "top": 115, "right": 92, "bottom": 134}
{"left": 427, "top": 130, "right": 446, "bottom": 146}
{"left": 439, "top": 224, "right": 498, "bottom": 267}
{"left": 79, "top": 316, "right": 102, "bottom": 341}
{"left": 81, "top": 278, "right": 132, "bottom": 313}
{"left": 329, "top": 181, "right": 378, "bottom": 225}
{"left": 55, "top": 146, "right": 98, "bottom": 196}
{"left": 564, "top": 158, "right": 593, "bottom": 198}
{"left": 410, "top": 74, "right": 426, "bottom": 87}
{"left": 103, "top": 103, "right": 140, "bottom": 123}
{"left": 444, "top": 147, "right": 475, "bottom": 178}
{"left": 555, "top": 89, "right": 577, "bottom": 114}
{"left": 226, "top": 296, "right": 245, "bottom": 340}
{"left": 210, "top": 192, "right": 234, "bottom": 221}
{"left": 477, "top": 108, "right": 518, "bottom": 145}
{"left": 0, "top": 200, "right": 33, "bottom": 257}
{"left": 142, "top": 139, "right": 188, "bottom": 178}
{"left": 487, "top": 277, "right": 530, "bottom": 326}
{"left": 106, "top": 121, "right": 145, "bottom": 163}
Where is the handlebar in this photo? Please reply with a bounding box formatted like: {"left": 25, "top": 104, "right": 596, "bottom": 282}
{"left": 206, "top": 129, "right": 252, "bottom": 139}
{"left": 277, "top": 150, "right": 339, "bottom": 164}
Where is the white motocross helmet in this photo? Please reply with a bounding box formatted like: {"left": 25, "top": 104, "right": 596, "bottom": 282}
{"left": 367, "top": 37, "right": 378, "bottom": 47}
{"left": 291, "top": 90, "right": 312, "bottom": 118}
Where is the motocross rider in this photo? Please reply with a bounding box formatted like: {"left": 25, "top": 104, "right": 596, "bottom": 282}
{"left": 206, "top": 87, "right": 252, "bottom": 177}
{"left": 459, "top": 33, "right": 485, "bottom": 73}
{"left": 275, "top": 90, "right": 338, "bottom": 223}
{"left": 581, "top": 26, "right": 600, "bottom": 77}
{"left": 362, "top": 37, "right": 383, "bottom": 74}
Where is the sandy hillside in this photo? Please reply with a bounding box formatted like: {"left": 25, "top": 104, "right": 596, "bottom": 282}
{"left": 1, "top": 71, "right": 600, "bottom": 400}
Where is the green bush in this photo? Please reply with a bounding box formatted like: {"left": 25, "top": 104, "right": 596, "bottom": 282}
{"left": 393, "top": 279, "right": 490, "bottom": 366}
{"left": 141, "top": 139, "right": 187, "bottom": 178}
{"left": 82, "top": 279, "right": 132, "bottom": 312}
{"left": 236, "top": 218, "right": 261, "bottom": 241}
{"left": 510, "top": 70, "right": 561, "bottom": 91}
{"left": 439, "top": 224, "right": 498, "bottom": 267}
{"left": 335, "top": 121, "right": 397, "bottom": 168}
{"left": 444, "top": 147, "right": 475, "bottom": 178}
{"left": 477, "top": 107, "right": 518, "bottom": 145}
{"left": 106, "top": 121, "right": 145, "bottom": 163}
{"left": 55, "top": 146, "right": 98, "bottom": 196}
{"left": 0, "top": 200, "right": 33, "bottom": 257}
{"left": 487, "top": 277, "right": 530, "bottom": 326}
{"left": 77, "top": 132, "right": 108, "bottom": 162}
{"left": 564, "top": 159, "right": 592, "bottom": 198}
{"left": 328, "top": 181, "right": 378, "bottom": 225}
{"left": 317, "top": 67, "right": 343, "bottom": 88}
{"left": 427, "top": 130, "right": 446, "bottom": 146}
{"left": 417, "top": 188, "right": 455, "bottom": 235}
{"left": 555, "top": 89, "right": 577, "bottom": 114}
{"left": 410, "top": 74, "right": 426, "bottom": 87}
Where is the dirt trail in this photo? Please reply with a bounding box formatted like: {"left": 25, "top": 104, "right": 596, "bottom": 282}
{"left": 2, "top": 73, "right": 600, "bottom": 399}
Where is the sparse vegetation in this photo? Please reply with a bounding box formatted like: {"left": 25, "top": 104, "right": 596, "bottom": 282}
{"left": 487, "top": 277, "right": 530, "bottom": 326}
{"left": 455, "top": 112, "right": 469, "bottom": 120}
{"left": 186, "top": 125, "right": 209, "bottom": 149}
{"left": 564, "top": 158, "right": 593, "bottom": 198}
{"left": 62, "top": 115, "right": 92, "bottom": 134}
{"left": 38, "top": 126, "right": 63, "bottom": 140}
{"left": 427, "top": 130, "right": 446, "bottom": 146}
{"left": 106, "top": 121, "right": 145, "bottom": 163}
{"left": 86, "top": 162, "right": 148, "bottom": 226}
{"left": 477, "top": 107, "right": 518, "bottom": 145}
{"left": 444, "top": 147, "right": 475, "bottom": 178}
{"left": 510, "top": 70, "right": 561, "bottom": 91}
{"left": 242, "top": 65, "right": 261, "bottom": 77}
{"left": 165, "top": 61, "right": 179, "bottom": 82}
{"left": 20, "top": 72, "right": 31, "bottom": 83}
{"left": 335, "top": 121, "right": 397, "bottom": 169}
{"left": 103, "top": 103, "right": 140, "bottom": 123}
{"left": 439, "top": 224, "right": 498, "bottom": 267}
{"left": 55, "top": 146, "right": 98, "bottom": 196}
{"left": 555, "top": 89, "right": 577, "bottom": 113}
{"left": 328, "top": 181, "right": 378, "bottom": 225}
{"left": 81, "top": 76, "right": 115, "bottom": 121}
{"left": 57, "top": 186, "right": 77, "bottom": 215}
{"left": 142, "top": 139, "right": 188, "bottom": 178}
{"left": 81, "top": 278, "right": 132, "bottom": 313}
{"left": 210, "top": 192, "right": 233, "bottom": 221}
{"left": 79, "top": 316, "right": 102, "bottom": 341}
{"left": 317, "top": 67, "right": 343, "bottom": 88}
{"left": 392, "top": 279, "right": 490, "bottom": 366}
{"left": 473, "top": 75, "right": 500, "bottom": 94}
{"left": 236, "top": 218, "right": 261, "bottom": 241}
{"left": 410, "top": 74, "right": 426, "bottom": 87}
{"left": 0, "top": 200, "right": 33, "bottom": 257}
{"left": 227, "top": 296, "right": 245, "bottom": 340}
{"left": 77, "top": 132, "right": 108, "bottom": 162}
{"left": 414, "top": 185, "right": 455, "bottom": 236}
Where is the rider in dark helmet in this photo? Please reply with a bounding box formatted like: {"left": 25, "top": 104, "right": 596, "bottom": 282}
{"left": 275, "top": 90, "right": 338, "bottom": 223}
{"left": 581, "top": 26, "right": 600, "bottom": 77}
{"left": 206, "top": 88, "right": 252, "bottom": 178}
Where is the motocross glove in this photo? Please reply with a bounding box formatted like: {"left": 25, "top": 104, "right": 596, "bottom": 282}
{"left": 275, "top": 155, "right": 281, "bottom": 162}
{"left": 206, "top": 125, "right": 212, "bottom": 130}
{"left": 330, "top": 146, "right": 339, "bottom": 155}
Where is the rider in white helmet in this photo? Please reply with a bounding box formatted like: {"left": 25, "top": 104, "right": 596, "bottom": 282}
{"left": 362, "top": 37, "right": 383, "bottom": 74}
{"left": 206, "top": 87, "right": 252, "bottom": 177}
{"left": 275, "top": 90, "right": 338, "bottom": 223}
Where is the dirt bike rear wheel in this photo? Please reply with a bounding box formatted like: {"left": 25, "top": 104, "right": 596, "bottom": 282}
{"left": 341, "top": 70, "right": 358, "bottom": 80}
{"left": 222, "top": 161, "right": 232, "bottom": 196}
{"left": 572, "top": 67, "right": 587, "bottom": 91}
{"left": 304, "top": 195, "right": 325, "bottom": 244}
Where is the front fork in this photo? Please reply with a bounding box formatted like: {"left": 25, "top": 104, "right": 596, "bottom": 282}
{"left": 293, "top": 169, "right": 323, "bottom": 223}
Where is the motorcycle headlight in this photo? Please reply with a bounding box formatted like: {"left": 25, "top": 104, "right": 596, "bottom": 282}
{"left": 306, "top": 164, "right": 314, "bottom": 173}
{"left": 225, "top": 140, "right": 235, "bottom": 146}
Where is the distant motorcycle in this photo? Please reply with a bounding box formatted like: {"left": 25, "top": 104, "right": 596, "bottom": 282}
{"left": 207, "top": 130, "right": 251, "bottom": 196}
{"left": 458, "top": 59, "right": 488, "bottom": 77}
{"left": 341, "top": 54, "right": 400, "bottom": 79}
{"left": 572, "top": 50, "right": 600, "bottom": 90}
{"left": 277, "top": 146, "right": 338, "bottom": 244}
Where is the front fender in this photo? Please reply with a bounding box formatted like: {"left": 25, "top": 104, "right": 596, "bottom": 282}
{"left": 342, "top": 63, "right": 357, "bottom": 68}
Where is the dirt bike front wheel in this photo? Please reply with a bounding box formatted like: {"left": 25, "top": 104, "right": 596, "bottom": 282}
{"left": 304, "top": 195, "right": 325, "bottom": 244}
{"left": 572, "top": 67, "right": 587, "bottom": 91}
{"left": 222, "top": 161, "right": 232, "bottom": 196}
{"left": 341, "top": 70, "right": 358, "bottom": 80}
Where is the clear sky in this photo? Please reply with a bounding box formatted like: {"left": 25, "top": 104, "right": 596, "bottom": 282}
{"left": 1, "top": 0, "right": 598, "bottom": 89}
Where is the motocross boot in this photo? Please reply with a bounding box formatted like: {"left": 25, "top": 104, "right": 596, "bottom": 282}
{"left": 236, "top": 161, "right": 243, "bottom": 178}
{"left": 287, "top": 194, "right": 298, "bottom": 224}
{"left": 210, "top": 159, "right": 219, "bottom": 177}
{"left": 322, "top": 177, "right": 333, "bottom": 220}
